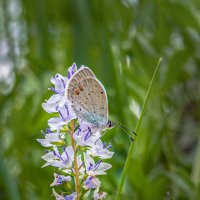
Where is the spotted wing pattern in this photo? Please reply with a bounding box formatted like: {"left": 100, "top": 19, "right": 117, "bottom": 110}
{"left": 67, "top": 68, "right": 108, "bottom": 128}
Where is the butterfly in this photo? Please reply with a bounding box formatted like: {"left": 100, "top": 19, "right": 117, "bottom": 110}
{"left": 66, "top": 67, "right": 136, "bottom": 138}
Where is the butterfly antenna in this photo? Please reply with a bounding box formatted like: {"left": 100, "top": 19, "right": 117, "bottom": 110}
{"left": 116, "top": 124, "right": 134, "bottom": 142}
{"left": 116, "top": 122, "right": 137, "bottom": 136}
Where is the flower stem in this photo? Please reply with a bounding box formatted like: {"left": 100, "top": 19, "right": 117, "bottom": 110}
{"left": 70, "top": 121, "right": 80, "bottom": 200}
{"left": 115, "top": 58, "right": 162, "bottom": 200}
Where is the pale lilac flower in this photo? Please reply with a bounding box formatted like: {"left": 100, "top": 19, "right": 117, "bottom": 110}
{"left": 84, "top": 153, "right": 112, "bottom": 176}
{"left": 93, "top": 188, "right": 107, "bottom": 200}
{"left": 67, "top": 63, "right": 77, "bottom": 79}
{"left": 50, "top": 173, "right": 71, "bottom": 186}
{"left": 42, "top": 63, "right": 77, "bottom": 113}
{"left": 84, "top": 176, "right": 101, "bottom": 189}
{"left": 41, "top": 146, "right": 74, "bottom": 168}
{"left": 42, "top": 93, "right": 64, "bottom": 113}
{"left": 42, "top": 75, "right": 67, "bottom": 113}
{"left": 64, "top": 192, "right": 77, "bottom": 200}
{"left": 86, "top": 139, "right": 114, "bottom": 159}
{"left": 73, "top": 121, "right": 101, "bottom": 146}
{"left": 63, "top": 154, "right": 85, "bottom": 178}
{"left": 37, "top": 128, "right": 62, "bottom": 147}
{"left": 52, "top": 189, "right": 65, "bottom": 200}
{"left": 48, "top": 105, "right": 76, "bottom": 130}
{"left": 52, "top": 189, "right": 77, "bottom": 200}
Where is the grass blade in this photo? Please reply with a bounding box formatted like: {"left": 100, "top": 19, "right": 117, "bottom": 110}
{"left": 115, "top": 58, "right": 162, "bottom": 200}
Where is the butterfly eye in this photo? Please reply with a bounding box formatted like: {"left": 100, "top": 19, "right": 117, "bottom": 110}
{"left": 106, "top": 121, "right": 111, "bottom": 127}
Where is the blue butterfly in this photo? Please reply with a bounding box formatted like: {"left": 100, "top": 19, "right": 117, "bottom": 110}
{"left": 66, "top": 67, "right": 136, "bottom": 138}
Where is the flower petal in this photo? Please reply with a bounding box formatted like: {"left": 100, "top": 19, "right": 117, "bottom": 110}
{"left": 94, "top": 163, "right": 112, "bottom": 175}
{"left": 42, "top": 102, "right": 57, "bottom": 113}
{"left": 84, "top": 176, "right": 101, "bottom": 189}
{"left": 84, "top": 153, "right": 95, "bottom": 172}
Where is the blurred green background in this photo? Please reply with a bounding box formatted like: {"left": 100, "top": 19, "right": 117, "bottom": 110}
{"left": 0, "top": 0, "right": 200, "bottom": 199}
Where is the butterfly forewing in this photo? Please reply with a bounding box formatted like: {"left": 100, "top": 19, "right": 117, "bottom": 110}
{"left": 68, "top": 67, "right": 96, "bottom": 88}
{"left": 67, "top": 69, "right": 108, "bottom": 128}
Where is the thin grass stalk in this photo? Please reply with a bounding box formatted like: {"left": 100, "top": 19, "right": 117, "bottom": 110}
{"left": 115, "top": 58, "right": 162, "bottom": 200}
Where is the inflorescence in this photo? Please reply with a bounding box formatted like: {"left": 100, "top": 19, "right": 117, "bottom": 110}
{"left": 38, "top": 63, "right": 113, "bottom": 200}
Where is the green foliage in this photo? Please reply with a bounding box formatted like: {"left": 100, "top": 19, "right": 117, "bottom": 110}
{"left": 0, "top": 0, "right": 200, "bottom": 199}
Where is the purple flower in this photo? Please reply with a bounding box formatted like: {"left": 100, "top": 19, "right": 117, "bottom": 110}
{"left": 42, "top": 63, "right": 77, "bottom": 114}
{"left": 50, "top": 173, "right": 71, "bottom": 186}
{"left": 93, "top": 188, "right": 107, "bottom": 200}
{"left": 67, "top": 63, "right": 77, "bottom": 79}
{"left": 37, "top": 128, "right": 62, "bottom": 147}
{"left": 48, "top": 105, "right": 76, "bottom": 130}
{"left": 64, "top": 192, "right": 77, "bottom": 200}
{"left": 73, "top": 121, "right": 101, "bottom": 146}
{"left": 42, "top": 74, "right": 68, "bottom": 113}
{"left": 86, "top": 139, "right": 114, "bottom": 159}
{"left": 84, "top": 176, "right": 101, "bottom": 189}
{"left": 41, "top": 146, "right": 74, "bottom": 168}
{"left": 84, "top": 153, "right": 112, "bottom": 176}
{"left": 52, "top": 189, "right": 77, "bottom": 200}
{"left": 52, "top": 189, "right": 65, "bottom": 200}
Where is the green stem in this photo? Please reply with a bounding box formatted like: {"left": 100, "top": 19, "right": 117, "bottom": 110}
{"left": 70, "top": 121, "right": 80, "bottom": 200}
{"left": 115, "top": 58, "right": 162, "bottom": 200}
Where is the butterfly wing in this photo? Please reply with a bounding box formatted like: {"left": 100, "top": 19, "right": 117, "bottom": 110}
{"left": 67, "top": 67, "right": 96, "bottom": 87}
{"left": 67, "top": 69, "right": 108, "bottom": 128}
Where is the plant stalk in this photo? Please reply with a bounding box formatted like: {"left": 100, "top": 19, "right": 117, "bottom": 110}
{"left": 70, "top": 121, "right": 80, "bottom": 200}
{"left": 115, "top": 58, "right": 162, "bottom": 200}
